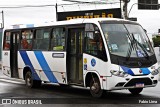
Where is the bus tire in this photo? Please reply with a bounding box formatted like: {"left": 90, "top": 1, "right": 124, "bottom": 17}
{"left": 90, "top": 77, "right": 103, "bottom": 98}
{"left": 25, "top": 71, "right": 41, "bottom": 88}
{"left": 128, "top": 88, "right": 143, "bottom": 95}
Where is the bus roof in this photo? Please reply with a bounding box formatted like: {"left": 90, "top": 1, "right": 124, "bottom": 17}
{"left": 5, "top": 18, "right": 138, "bottom": 30}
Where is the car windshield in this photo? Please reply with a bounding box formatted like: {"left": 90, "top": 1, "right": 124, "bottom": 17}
{"left": 100, "top": 22, "right": 154, "bottom": 58}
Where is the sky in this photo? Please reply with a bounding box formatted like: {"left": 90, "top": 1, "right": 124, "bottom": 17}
{"left": 0, "top": 0, "right": 160, "bottom": 37}
{"left": 128, "top": 0, "right": 160, "bottom": 36}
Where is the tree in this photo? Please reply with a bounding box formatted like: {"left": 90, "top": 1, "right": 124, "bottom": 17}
{"left": 152, "top": 35, "right": 160, "bottom": 47}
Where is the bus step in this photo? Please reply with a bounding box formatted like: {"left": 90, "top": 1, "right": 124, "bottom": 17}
{"left": 69, "top": 82, "right": 84, "bottom": 86}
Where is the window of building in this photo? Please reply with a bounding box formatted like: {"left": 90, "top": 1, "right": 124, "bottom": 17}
{"left": 138, "top": 0, "right": 159, "bottom": 10}
{"left": 3, "top": 32, "right": 11, "bottom": 50}
{"left": 33, "top": 28, "right": 50, "bottom": 50}
{"left": 21, "top": 30, "right": 33, "bottom": 50}
{"left": 51, "top": 27, "right": 65, "bottom": 51}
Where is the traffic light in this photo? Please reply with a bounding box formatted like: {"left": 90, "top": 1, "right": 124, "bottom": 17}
{"left": 138, "top": 0, "right": 159, "bottom": 10}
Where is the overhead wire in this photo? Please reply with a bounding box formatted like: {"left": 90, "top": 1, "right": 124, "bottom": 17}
{"left": 0, "top": 2, "right": 120, "bottom": 9}
{"left": 0, "top": 0, "right": 159, "bottom": 9}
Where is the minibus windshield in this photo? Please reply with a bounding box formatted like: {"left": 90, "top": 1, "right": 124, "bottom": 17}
{"left": 100, "top": 22, "right": 154, "bottom": 58}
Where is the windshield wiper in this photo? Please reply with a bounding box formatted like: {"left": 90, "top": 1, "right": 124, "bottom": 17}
{"left": 126, "top": 33, "right": 149, "bottom": 60}
{"left": 134, "top": 38, "right": 149, "bottom": 59}
{"left": 126, "top": 33, "right": 137, "bottom": 60}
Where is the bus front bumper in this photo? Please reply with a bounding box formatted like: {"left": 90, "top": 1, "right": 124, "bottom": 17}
{"left": 104, "top": 75, "right": 158, "bottom": 91}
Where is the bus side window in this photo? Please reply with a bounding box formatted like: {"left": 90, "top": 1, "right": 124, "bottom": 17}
{"left": 3, "top": 32, "right": 11, "bottom": 50}
{"left": 85, "top": 24, "right": 107, "bottom": 61}
{"left": 33, "top": 28, "right": 50, "bottom": 50}
{"left": 51, "top": 27, "right": 65, "bottom": 51}
{"left": 21, "top": 30, "right": 33, "bottom": 50}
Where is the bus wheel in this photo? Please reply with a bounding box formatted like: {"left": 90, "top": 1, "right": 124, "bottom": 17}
{"left": 128, "top": 88, "right": 143, "bottom": 95}
{"left": 25, "top": 71, "right": 41, "bottom": 88}
{"left": 90, "top": 77, "right": 103, "bottom": 98}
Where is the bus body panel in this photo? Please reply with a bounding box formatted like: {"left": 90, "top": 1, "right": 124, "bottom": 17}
{"left": 83, "top": 53, "right": 111, "bottom": 89}
{"left": 83, "top": 54, "right": 112, "bottom": 77}
{"left": 17, "top": 51, "right": 67, "bottom": 84}
{"left": 17, "top": 51, "right": 26, "bottom": 79}
{"left": 2, "top": 51, "right": 11, "bottom": 77}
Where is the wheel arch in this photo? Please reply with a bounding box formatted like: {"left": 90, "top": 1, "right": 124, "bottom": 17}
{"left": 23, "top": 66, "right": 32, "bottom": 80}
{"left": 84, "top": 71, "right": 102, "bottom": 89}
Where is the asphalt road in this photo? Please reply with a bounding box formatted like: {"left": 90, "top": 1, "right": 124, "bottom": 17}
{"left": 0, "top": 70, "right": 160, "bottom": 107}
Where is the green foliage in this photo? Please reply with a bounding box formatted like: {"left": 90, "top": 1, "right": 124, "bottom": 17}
{"left": 152, "top": 35, "right": 160, "bottom": 47}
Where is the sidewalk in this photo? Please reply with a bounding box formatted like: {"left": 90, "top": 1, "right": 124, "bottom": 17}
{"left": 0, "top": 69, "right": 25, "bottom": 83}
{"left": 0, "top": 69, "right": 8, "bottom": 78}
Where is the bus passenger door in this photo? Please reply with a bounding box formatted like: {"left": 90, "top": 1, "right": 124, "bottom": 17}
{"left": 67, "top": 28, "right": 84, "bottom": 85}
{"left": 10, "top": 32, "right": 20, "bottom": 78}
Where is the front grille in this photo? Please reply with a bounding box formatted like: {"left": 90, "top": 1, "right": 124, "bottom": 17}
{"left": 124, "top": 78, "right": 152, "bottom": 87}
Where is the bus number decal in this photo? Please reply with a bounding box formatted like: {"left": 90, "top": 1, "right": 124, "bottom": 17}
{"left": 84, "top": 64, "right": 87, "bottom": 70}
{"left": 4, "top": 52, "right": 8, "bottom": 56}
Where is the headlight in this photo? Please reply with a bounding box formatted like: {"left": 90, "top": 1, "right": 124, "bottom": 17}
{"left": 110, "top": 70, "right": 128, "bottom": 77}
{"left": 110, "top": 70, "right": 119, "bottom": 76}
{"left": 120, "top": 71, "right": 128, "bottom": 77}
{"left": 151, "top": 69, "right": 159, "bottom": 75}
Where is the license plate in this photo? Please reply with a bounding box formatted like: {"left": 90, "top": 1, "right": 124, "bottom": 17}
{"left": 135, "top": 83, "right": 144, "bottom": 87}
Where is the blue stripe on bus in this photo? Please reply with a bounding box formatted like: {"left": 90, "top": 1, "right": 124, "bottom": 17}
{"left": 140, "top": 68, "right": 150, "bottom": 75}
{"left": 120, "top": 66, "right": 135, "bottom": 76}
{"left": 34, "top": 51, "right": 58, "bottom": 83}
{"left": 19, "top": 51, "right": 40, "bottom": 80}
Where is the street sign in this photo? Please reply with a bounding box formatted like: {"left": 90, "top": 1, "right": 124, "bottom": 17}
{"left": 57, "top": 8, "right": 121, "bottom": 21}
{"left": 138, "top": 0, "right": 159, "bottom": 10}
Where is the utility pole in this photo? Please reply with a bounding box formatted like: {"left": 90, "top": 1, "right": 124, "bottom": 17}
{"left": 2, "top": 11, "right": 4, "bottom": 28}
{"left": 0, "top": 11, "right": 4, "bottom": 28}
{"left": 55, "top": 3, "right": 58, "bottom": 21}
{"left": 123, "top": 0, "right": 130, "bottom": 19}
{"left": 120, "top": 0, "right": 122, "bottom": 18}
